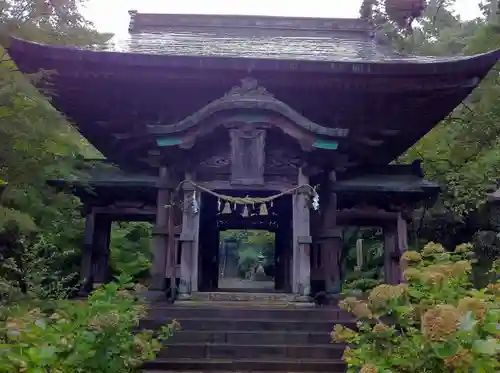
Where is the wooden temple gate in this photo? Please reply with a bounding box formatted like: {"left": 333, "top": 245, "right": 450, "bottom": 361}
{"left": 15, "top": 13, "right": 498, "bottom": 299}
{"left": 76, "top": 159, "right": 430, "bottom": 299}
{"left": 68, "top": 78, "right": 441, "bottom": 299}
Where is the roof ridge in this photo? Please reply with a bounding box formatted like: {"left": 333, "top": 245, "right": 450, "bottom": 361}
{"left": 127, "top": 10, "right": 373, "bottom": 35}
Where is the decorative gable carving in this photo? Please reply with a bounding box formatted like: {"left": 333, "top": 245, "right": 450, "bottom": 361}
{"left": 225, "top": 77, "right": 273, "bottom": 98}
{"left": 148, "top": 77, "right": 349, "bottom": 141}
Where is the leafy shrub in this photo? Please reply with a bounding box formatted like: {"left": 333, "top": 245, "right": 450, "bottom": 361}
{"left": 0, "top": 276, "right": 180, "bottom": 373}
{"left": 343, "top": 278, "right": 383, "bottom": 293}
{"left": 332, "top": 242, "right": 500, "bottom": 373}
{"left": 0, "top": 230, "right": 79, "bottom": 303}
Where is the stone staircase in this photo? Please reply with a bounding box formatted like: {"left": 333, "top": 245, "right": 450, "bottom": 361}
{"left": 141, "top": 292, "right": 351, "bottom": 372}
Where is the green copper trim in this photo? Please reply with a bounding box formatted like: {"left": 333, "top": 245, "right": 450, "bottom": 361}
{"left": 313, "top": 139, "right": 339, "bottom": 150}
{"left": 156, "top": 137, "right": 183, "bottom": 147}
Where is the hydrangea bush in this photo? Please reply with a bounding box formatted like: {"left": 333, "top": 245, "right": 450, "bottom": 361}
{"left": 0, "top": 278, "right": 180, "bottom": 373}
{"left": 332, "top": 242, "right": 500, "bottom": 373}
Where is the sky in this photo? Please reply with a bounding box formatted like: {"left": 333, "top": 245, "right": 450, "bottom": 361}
{"left": 83, "top": 0, "right": 483, "bottom": 36}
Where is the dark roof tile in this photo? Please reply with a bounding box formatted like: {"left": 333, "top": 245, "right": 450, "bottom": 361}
{"left": 105, "top": 30, "right": 438, "bottom": 62}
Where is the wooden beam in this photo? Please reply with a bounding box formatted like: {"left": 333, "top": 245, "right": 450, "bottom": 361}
{"left": 198, "top": 180, "right": 296, "bottom": 192}
{"left": 336, "top": 208, "right": 411, "bottom": 226}
{"left": 92, "top": 206, "right": 156, "bottom": 216}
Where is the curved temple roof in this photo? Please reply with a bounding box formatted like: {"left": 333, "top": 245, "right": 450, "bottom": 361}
{"left": 118, "top": 12, "right": 497, "bottom": 64}
{"left": 10, "top": 31, "right": 500, "bottom": 75}
{"left": 6, "top": 12, "right": 500, "bottom": 171}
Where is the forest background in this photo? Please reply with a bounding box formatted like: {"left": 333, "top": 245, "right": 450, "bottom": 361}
{"left": 1, "top": 0, "right": 500, "bottom": 298}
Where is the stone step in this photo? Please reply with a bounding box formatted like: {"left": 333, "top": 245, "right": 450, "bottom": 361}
{"left": 142, "top": 358, "right": 346, "bottom": 372}
{"left": 148, "top": 304, "right": 350, "bottom": 321}
{"left": 144, "top": 371, "right": 322, "bottom": 373}
{"left": 158, "top": 343, "right": 344, "bottom": 360}
{"left": 144, "top": 371, "right": 323, "bottom": 373}
{"left": 174, "top": 300, "right": 317, "bottom": 308}
{"left": 144, "top": 371, "right": 328, "bottom": 373}
{"left": 140, "top": 318, "right": 354, "bottom": 332}
{"left": 169, "top": 330, "right": 333, "bottom": 345}
{"left": 186, "top": 292, "right": 310, "bottom": 303}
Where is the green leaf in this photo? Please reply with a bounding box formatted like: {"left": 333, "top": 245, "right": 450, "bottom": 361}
{"left": 38, "top": 346, "right": 56, "bottom": 361}
{"left": 408, "top": 288, "right": 425, "bottom": 298}
{"left": 26, "top": 368, "right": 45, "bottom": 373}
{"left": 81, "top": 331, "right": 96, "bottom": 343}
{"left": 483, "top": 322, "right": 500, "bottom": 334}
{"left": 394, "top": 306, "right": 413, "bottom": 315}
{"left": 431, "top": 340, "right": 460, "bottom": 358}
{"left": 472, "top": 338, "right": 500, "bottom": 355}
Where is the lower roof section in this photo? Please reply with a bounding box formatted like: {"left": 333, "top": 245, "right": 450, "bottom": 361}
{"left": 49, "top": 162, "right": 439, "bottom": 211}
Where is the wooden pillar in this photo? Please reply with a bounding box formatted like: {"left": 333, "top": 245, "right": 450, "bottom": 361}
{"left": 384, "top": 213, "right": 408, "bottom": 284}
{"left": 93, "top": 215, "right": 112, "bottom": 285}
{"left": 320, "top": 222, "right": 343, "bottom": 293}
{"left": 79, "top": 210, "right": 111, "bottom": 294}
{"left": 179, "top": 172, "right": 201, "bottom": 295}
{"left": 396, "top": 213, "right": 408, "bottom": 282}
{"left": 80, "top": 209, "right": 95, "bottom": 293}
{"left": 319, "top": 171, "right": 343, "bottom": 294}
{"left": 292, "top": 167, "right": 311, "bottom": 296}
{"left": 384, "top": 226, "right": 397, "bottom": 284}
{"left": 150, "top": 167, "right": 170, "bottom": 291}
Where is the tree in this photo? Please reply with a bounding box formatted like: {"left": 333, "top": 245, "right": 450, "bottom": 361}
{"left": 0, "top": 0, "right": 109, "bottom": 301}
{"left": 360, "top": 1, "right": 500, "bottom": 267}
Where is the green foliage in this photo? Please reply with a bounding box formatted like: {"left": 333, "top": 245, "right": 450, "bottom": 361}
{"left": 0, "top": 230, "right": 79, "bottom": 303}
{"left": 358, "top": 0, "right": 500, "bottom": 257}
{"left": 0, "top": 276, "right": 180, "bottom": 373}
{"left": 0, "top": 0, "right": 142, "bottom": 299}
{"left": 361, "top": 0, "right": 500, "bottom": 219}
{"left": 220, "top": 230, "right": 275, "bottom": 274}
{"left": 109, "top": 222, "right": 152, "bottom": 280}
{"left": 342, "top": 229, "right": 385, "bottom": 293}
{"left": 333, "top": 242, "right": 500, "bottom": 373}
{"left": 343, "top": 278, "right": 383, "bottom": 293}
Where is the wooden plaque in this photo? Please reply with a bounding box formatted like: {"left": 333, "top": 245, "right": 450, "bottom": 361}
{"left": 229, "top": 127, "right": 266, "bottom": 185}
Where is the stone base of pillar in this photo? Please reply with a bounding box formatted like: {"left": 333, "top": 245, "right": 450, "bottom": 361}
{"left": 141, "top": 290, "right": 166, "bottom": 303}
{"left": 293, "top": 295, "right": 312, "bottom": 303}
{"left": 177, "top": 293, "right": 192, "bottom": 301}
{"left": 297, "top": 279, "right": 311, "bottom": 297}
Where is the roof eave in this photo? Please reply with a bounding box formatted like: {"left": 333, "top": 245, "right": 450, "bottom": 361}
{"left": 8, "top": 37, "right": 500, "bottom": 77}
